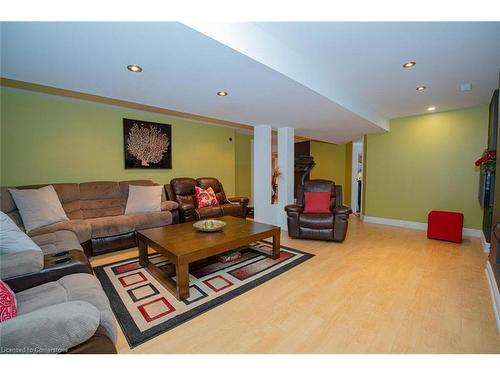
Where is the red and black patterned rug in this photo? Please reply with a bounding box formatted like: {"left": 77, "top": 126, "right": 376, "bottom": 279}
{"left": 94, "top": 241, "right": 314, "bottom": 348}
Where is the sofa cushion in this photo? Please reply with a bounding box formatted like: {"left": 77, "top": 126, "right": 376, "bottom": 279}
{"left": 125, "top": 185, "right": 162, "bottom": 215}
{"left": 51, "top": 183, "right": 82, "bottom": 219}
{"left": 88, "top": 215, "right": 135, "bottom": 238}
{"left": 79, "top": 181, "right": 125, "bottom": 219}
{"left": 57, "top": 273, "right": 116, "bottom": 342}
{"left": 299, "top": 213, "right": 334, "bottom": 229}
{"left": 128, "top": 211, "right": 173, "bottom": 230}
{"left": 0, "top": 300, "right": 100, "bottom": 354}
{"left": 0, "top": 280, "right": 17, "bottom": 322}
{"left": 8, "top": 185, "right": 69, "bottom": 232}
{"left": 15, "top": 281, "right": 68, "bottom": 315}
{"left": 31, "top": 230, "right": 83, "bottom": 256}
{"left": 196, "top": 206, "right": 223, "bottom": 219}
{"left": 28, "top": 219, "right": 92, "bottom": 244}
{"left": 170, "top": 178, "right": 197, "bottom": 206}
{"left": 15, "top": 273, "right": 116, "bottom": 343}
{"left": 0, "top": 212, "right": 44, "bottom": 279}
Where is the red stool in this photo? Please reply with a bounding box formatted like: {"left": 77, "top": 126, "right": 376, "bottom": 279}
{"left": 427, "top": 211, "right": 464, "bottom": 243}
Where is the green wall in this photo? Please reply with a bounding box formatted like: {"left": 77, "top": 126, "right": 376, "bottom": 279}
{"left": 344, "top": 142, "right": 352, "bottom": 206}
{"left": 365, "top": 105, "right": 488, "bottom": 229}
{"left": 234, "top": 132, "right": 252, "bottom": 200}
{"left": 0, "top": 88, "right": 237, "bottom": 195}
{"left": 310, "top": 141, "right": 347, "bottom": 192}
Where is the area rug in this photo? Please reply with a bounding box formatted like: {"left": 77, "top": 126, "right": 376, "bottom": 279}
{"left": 94, "top": 241, "right": 313, "bottom": 348}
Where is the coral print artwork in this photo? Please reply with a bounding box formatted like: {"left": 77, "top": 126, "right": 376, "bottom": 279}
{"left": 123, "top": 118, "right": 172, "bottom": 169}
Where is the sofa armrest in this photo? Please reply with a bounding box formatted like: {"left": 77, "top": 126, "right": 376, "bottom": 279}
{"left": 333, "top": 205, "right": 352, "bottom": 216}
{"left": 0, "top": 301, "right": 100, "bottom": 354}
{"left": 227, "top": 196, "right": 249, "bottom": 205}
{"left": 161, "top": 200, "right": 179, "bottom": 212}
{"left": 0, "top": 249, "right": 44, "bottom": 280}
{"left": 4, "top": 250, "right": 92, "bottom": 293}
{"left": 178, "top": 202, "right": 195, "bottom": 212}
{"left": 284, "top": 204, "right": 303, "bottom": 214}
{"left": 178, "top": 203, "right": 196, "bottom": 222}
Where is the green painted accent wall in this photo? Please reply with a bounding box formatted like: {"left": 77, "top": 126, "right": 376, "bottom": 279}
{"left": 0, "top": 89, "right": 236, "bottom": 195}
{"left": 344, "top": 142, "right": 352, "bottom": 206}
{"left": 365, "top": 105, "right": 488, "bottom": 229}
{"left": 234, "top": 132, "right": 252, "bottom": 200}
{"left": 310, "top": 141, "right": 347, "bottom": 195}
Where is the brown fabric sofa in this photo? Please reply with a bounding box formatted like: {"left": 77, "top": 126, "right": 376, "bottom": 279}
{"left": 284, "top": 179, "right": 352, "bottom": 242}
{"left": 165, "top": 177, "right": 249, "bottom": 222}
{"left": 1, "top": 180, "right": 179, "bottom": 257}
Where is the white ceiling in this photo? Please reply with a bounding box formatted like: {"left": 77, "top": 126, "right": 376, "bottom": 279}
{"left": 1, "top": 22, "right": 499, "bottom": 144}
{"left": 254, "top": 22, "right": 500, "bottom": 118}
{"left": 188, "top": 22, "right": 500, "bottom": 119}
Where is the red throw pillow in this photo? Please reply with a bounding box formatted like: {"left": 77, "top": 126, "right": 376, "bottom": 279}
{"left": 195, "top": 186, "right": 219, "bottom": 208}
{"left": 0, "top": 280, "right": 17, "bottom": 322}
{"left": 303, "top": 191, "right": 331, "bottom": 214}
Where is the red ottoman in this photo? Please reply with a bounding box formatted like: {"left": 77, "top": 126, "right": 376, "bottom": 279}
{"left": 427, "top": 211, "right": 464, "bottom": 243}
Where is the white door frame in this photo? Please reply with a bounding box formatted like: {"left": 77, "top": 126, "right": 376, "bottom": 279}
{"left": 351, "top": 138, "right": 364, "bottom": 215}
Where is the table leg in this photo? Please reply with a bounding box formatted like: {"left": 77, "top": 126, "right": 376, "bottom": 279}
{"left": 272, "top": 230, "right": 281, "bottom": 259}
{"left": 138, "top": 238, "right": 149, "bottom": 267}
{"left": 175, "top": 262, "right": 190, "bottom": 299}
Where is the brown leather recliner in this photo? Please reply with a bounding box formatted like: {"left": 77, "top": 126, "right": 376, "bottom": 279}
{"left": 285, "top": 179, "right": 352, "bottom": 242}
{"left": 165, "top": 177, "right": 249, "bottom": 222}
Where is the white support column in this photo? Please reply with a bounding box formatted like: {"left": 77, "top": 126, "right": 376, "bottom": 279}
{"left": 277, "top": 127, "right": 295, "bottom": 229}
{"left": 253, "top": 125, "right": 274, "bottom": 225}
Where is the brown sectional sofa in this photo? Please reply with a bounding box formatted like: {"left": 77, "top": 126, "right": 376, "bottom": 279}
{"left": 165, "top": 177, "right": 249, "bottom": 222}
{"left": 0, "top": 179, "right": 182, "bottom": 354}
{"left": 1, "top": 180, "right": 179, "bottom": 257}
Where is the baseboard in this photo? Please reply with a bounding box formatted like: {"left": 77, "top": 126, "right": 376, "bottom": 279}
{"left": 485, "top": 261, "right": 500, "bottom": 334}
{"left": 363, "top": 216, "right": 482, "bottom": 238}
{"left": 480, "top": 231, "right": 491, "bottom": 254}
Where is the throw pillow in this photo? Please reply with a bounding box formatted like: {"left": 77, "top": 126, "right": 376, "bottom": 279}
{"left": 303, "top": 191, "right": 331, "bottom": 214}
{"left": 0, "top": 280, "right": 17, "bottom": 323}
{"left": 0, "top": 211, "right": 43, "bottom": 279}
{"left": 195, "top": 186, "right": 219, "bottom": 208}
{"left": 8, "top": 185, "right": 69, "bottom": 233}
{"left": 124, "top": 185, "right": 163, "bottom": 215}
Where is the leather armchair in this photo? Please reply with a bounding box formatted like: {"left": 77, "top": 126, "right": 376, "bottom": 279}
{"left": 165, "top": 177, "right": 249, "bottom": 222}
{"left": 284, "top": 179, "right": 352, "bottom": 242}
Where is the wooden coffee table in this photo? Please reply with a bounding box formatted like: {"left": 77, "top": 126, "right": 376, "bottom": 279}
{"left": 137, "top": 216, "right": 280, "bottom": 300}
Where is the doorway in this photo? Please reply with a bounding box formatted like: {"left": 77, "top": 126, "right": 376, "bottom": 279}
{"left": 351, "top": 138, "right": 363, "bottom": 216}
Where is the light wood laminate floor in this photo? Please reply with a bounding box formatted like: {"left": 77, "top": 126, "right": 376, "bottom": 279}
{"left": 91, "top": 217, "right": 500, "bottom": 353}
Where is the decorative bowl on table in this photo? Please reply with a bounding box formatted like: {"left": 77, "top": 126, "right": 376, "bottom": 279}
{"left": 193, "top": 219, "right": 226, "bottom": 232}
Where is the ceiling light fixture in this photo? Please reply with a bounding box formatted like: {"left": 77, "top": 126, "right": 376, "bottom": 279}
{"left": 127, "top": 64, "right": 143, "bottom": 73}
{"left": 402, "top": 61, "right": 416, "bottom": 68}
{"left": 217, "top": 91, "right": 228, "bottom": 96}
{"left": 427, "top": 106, "right": 436, "bottom": 111}
{"left": 416, "top": 86, "right": 426, "bottom": 91}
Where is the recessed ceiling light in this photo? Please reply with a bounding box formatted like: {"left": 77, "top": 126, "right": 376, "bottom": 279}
{"left": 460, "top": 83, "right": 472, "bottom": 92}
{"left": 416, "top": 85, "right": 427, "bottom": 91}
{"left": 402, "top": 61, "right": 416, "bottom": 68}
{"left": 217, "top": 91, "right": 228, "bottom": 97}
{"left": 127, "top": 64, "right": 143, "bottom": 73}
{"left": 427, "top": 106, "right": 436, "bottom": 111}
